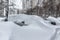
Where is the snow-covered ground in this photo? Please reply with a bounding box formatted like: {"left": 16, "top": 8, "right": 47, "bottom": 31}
{"left": 0, "top": 22, "right": 16, "bottom": 40}
{"left": 0, "top": 14, "right": 60, "bottom": 40}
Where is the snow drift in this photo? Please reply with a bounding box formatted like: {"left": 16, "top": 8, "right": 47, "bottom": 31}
{"left": 0, "top": 14, "right": 60, "bottom": 40}
{"left": 0, "top": 22, "right": 17, "bottom": 40}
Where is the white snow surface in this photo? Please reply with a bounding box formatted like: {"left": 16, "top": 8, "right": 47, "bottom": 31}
{"left": 0, "top": 14, "right": 60, "bottom": 40}
{"left": 0, "top": 22, "right": 17, "bottom": 40}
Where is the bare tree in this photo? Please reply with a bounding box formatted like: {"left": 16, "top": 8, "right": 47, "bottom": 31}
{"left": 4, "top": 0, "right": 16, "bottom": 21}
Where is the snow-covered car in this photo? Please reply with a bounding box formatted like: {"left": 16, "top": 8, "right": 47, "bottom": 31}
{"left": 46, "top": 16, "right": 60, "bottom": 25}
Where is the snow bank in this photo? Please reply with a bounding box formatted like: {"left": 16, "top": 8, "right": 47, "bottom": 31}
{"left": 0, "top": 21, "right": 59, "bottom": 40}
{"left": 8, "top": 14, "right": 44, "bottom": 24}
{"left": 8, "top": 14, "right": 60, "bottom": 29}
{"left": 57, "top": 17, "right": 60, "bottom": 21}
{"left": 8, "top": 14, "right": 60, "bottom": 28}
{"left": 47, "top": 16, "right": 60, "bottom": 25}
{"left": 10, "top": 23, "right": 55, "bottom": 40}
{"left": 2, "top": 14, "right": 59, "bottom": 40}
{"left": 0, "top": 17, "right": 6, "bottom": 22}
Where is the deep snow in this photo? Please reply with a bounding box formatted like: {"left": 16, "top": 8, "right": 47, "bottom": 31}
{"left": 0, "top": 22, "right": 17, "bottom": 40}
{"left": 0, "top": 14, "right": 60, "bottom": 40}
